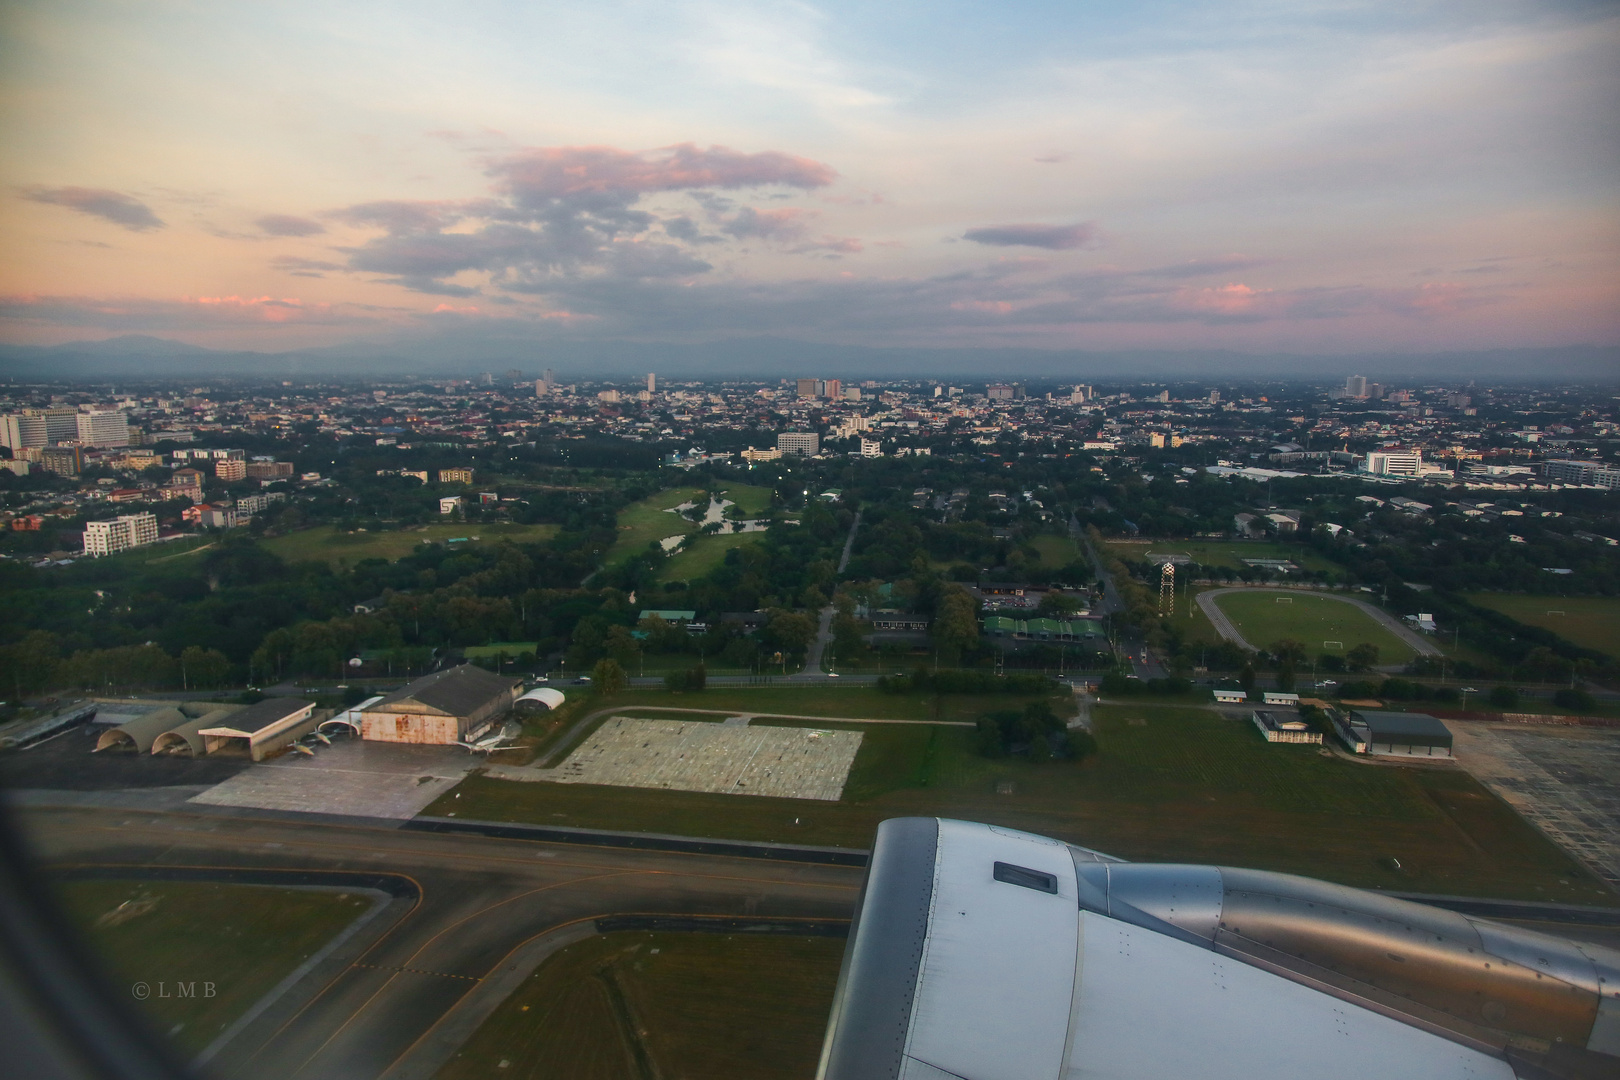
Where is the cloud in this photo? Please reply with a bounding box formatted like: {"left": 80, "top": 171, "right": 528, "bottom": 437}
{"left": 962, "top": 222, "right": 1098, "bottom": 250}
{"left": 721, "top": 206, "right": 811, "bottom": 242}
{"left": 22, "top": 186, "right": 164, "bottom": 231}
{"left": 487, "top": 143, "right": 836, "bottom": 206}
{"left": 270, "top": 255, "right": 344, "bottom": 278}
{"left": 256, "top": 214, "right": 326, "bottom": 237}
{"left": 329, "top": 199, "right": 499, "bottom": 234}
{"left": 1136, "top": 255, "right": 1268, "bottom": 279}
{"left": 329, "top": 143, "right": 838, "bottom": 294}
{"left": 0, "top": 293, "right": 374, "bottom": 331}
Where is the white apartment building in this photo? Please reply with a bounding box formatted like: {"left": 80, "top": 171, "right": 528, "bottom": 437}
{"left": 1543, "top": 460, "right": 1620, "bottom": 489}
{"left": 83, "top": 512, "right": 158, "bottom": 557}
{"left": 75, "top": 408, "right": 131, "bottom": 448}
{"left": 1363, "top": 450, "right": 1422, "bottom": 477}
{"left": 742, "top": 447, "right": 782, "bottom": 462}
{"left": 777, "top": 432, "right": 820, "bottom": 456}
{"left": 860, "top": 438, "right": 883, "bottom": 458}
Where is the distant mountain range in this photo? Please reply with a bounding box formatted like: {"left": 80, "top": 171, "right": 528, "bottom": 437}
{"left": 1, "top": 334, "right": 1615, "bottom": 384}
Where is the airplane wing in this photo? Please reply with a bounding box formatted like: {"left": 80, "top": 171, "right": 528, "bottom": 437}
{"left": 817, "top": 818, "right": 1620, "bottom": 1080}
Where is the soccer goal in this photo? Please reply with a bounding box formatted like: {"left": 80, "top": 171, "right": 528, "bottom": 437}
{"left": 1323, "top": 640, "right": 1343, "bottom": 650}
{"left": 1546, "top": 610, "right": 1565, "bottom": 616}
{"left": 1275, "top": 597, "right": 1293, "bottom": 604}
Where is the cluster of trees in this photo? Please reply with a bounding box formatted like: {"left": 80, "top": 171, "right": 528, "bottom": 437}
{"left": 974, "top": 702, "right": 1096, "bottom": 761}
{"left": 0, "top": 631, "right": 233, "bottom": 697}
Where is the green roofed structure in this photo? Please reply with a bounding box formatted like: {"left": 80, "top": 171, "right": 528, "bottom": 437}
{"left": 639, "top": 609, "right": 697, "bottom": 622}
{"left": 981, "top": 617, "right": 1103, "bottom": 642}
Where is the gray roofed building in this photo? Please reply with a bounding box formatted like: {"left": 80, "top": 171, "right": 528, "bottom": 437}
{"left": 1332, "top": 709, "right": 1453, "bottom": 758}
{"left": 360, "top": 664, "right": 521, "bottom": 745}
{"left": 197, "top": 697, "right": 318, "bottom": 760}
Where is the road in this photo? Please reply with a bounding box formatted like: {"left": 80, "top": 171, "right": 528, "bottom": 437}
{"left": 16, "top": 804, "right": 862, "bottom": 1080}
{"left": 1073, "top": 515, "right": 1164, "bottom": 679}
{"left": 800, "top": 509, "right": 862, "bottom": 678}
{"left": 1195, "top": 586, "right": 1443, "bottom": 657}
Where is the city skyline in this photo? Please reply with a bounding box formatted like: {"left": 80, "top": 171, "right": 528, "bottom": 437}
{"left": 1, "top": 1, "right": 1617, "bottom": 366}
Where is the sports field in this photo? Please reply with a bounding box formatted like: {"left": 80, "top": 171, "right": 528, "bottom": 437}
{"left": 604, "top": 486, "right": 707, "bottom": 566}
{"left": 438, "top": 930, "right": 844, "bottom": 1080}
{"left": 261, "top": 523, "right": 557, "bottom": 565}
{"left": 1466, "top": 594, "right": 1620, "bottom": 660}
{"left": 433, "top": 692, "right": 1610, "bottom": 903}
{"left": 719, "top": 483, "right": 775, "bottom": 516}
{"left": 1106, "top": 539, "right": 1338, "bottom": 573}
{"left": 57, "top": 880, "right": 372, "bottom": 1054}
{"left": 657, "top": 530, "right": 766, "bottom": 581}
{"left": 1213, "top": 590, "right": 1416, "bottom": 661}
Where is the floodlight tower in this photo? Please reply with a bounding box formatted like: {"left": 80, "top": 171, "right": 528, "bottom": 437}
{"left": 1159, "top": 561, "right": 1175, "bottom": 616}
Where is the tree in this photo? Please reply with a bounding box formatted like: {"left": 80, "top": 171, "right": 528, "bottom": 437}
{"left": 1346, "top": 643, "right": 1380, "bottom": 672}
{"left": 932, "top": 586, "right": 980, "bottom": 664}
{"left": 1239, "top": 662, "right": 1256, "bottom": 695}
{"left": 591, "top": 658, "right": 627, "bottom": 696}
{"left": 1488, "top": 686, "right": 1519, "bottom": 709}
{"left": 604, "top": 625, "right": 639, "bottom": 666}
{"left": 1037, "top": 592, "right": 1080, "bottom": 617}
{"left": 766, "top": 610, "right": 816, "bottom": 656}
{"left": 180, "top": 646, "right": 231, "bottom": 689}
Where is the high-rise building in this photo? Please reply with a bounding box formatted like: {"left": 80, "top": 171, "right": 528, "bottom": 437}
{"left": 1346, "top": 375, "right": 1368, "bottom": 398}
{"left": 797, "top": 378, "right": 817, "bottom": 398}
{"left": 215, "top": 458, "right": 247, "bottom": 481}
{"left": 1208, "top": 390, "right": 1220, "bottom": 404}
{"left": 1363, "top": 451, "right": 1421, "bottom": 477}
{"left": 777, "top": 432, "right": 820, "bottom": 456}
{"left": 860, "top": 438, "right": 882, "bottom": 457}
{"left": 843, "top": 387, "right": 861, "bottom": 401}
{"left": 987, "top": 384, "right": 1015, "bottom": 401}
{"left": 0, "top": 409, "right": 77, "bottom": 449}
{"left": 83, "top": 512, "right": 158, "bottom": 557}
{"left": 76, "top": 409, "right": 130, "bottom": 448}
{"left": 823, "top": 378, "right": 841, "bottom": 401}
{"left": 647, "top": 373, "right": 657, "bottom": 393}
{"left": 535, "top": 379, "right": 548, "bottom": 397}
{"left": 41, "top": 445, "right": 83, "bottom": 476}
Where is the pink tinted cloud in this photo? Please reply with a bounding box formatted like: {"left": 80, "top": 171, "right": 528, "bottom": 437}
{"left": 329, "top": 199, "right": 499, "bottom": 234}
{"left": 255, "top": 213, "right": 326, "bottom": 237}
{"left": 963, "top": 222, "right": 1098, "bottom": 250}
{"left": 22, "top": 186, "right": 164, "bottom": 231}
{"left": 488, "top": 143, "right": 836, "bottom": 203}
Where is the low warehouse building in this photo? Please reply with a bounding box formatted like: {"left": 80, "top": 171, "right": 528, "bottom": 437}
{"left": 95, "top": 707, "right": 189, "bottom": 753}
{"left": 197, "top": 698, "right": 318, "bottom": 760}
{"left": 1333, "top": 709, "right": 1453, "bottom": 758}
{"left": 360, "top": 664, "right": 521, "bottom": 745}
{"left": 151, "top": 706, "right": 245, "bottom": 756}
{"left": 1251, "top": 709, "right": 1322, "bottom": 745}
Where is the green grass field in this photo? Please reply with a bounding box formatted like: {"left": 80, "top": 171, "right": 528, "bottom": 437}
{"left": 1107, "top": 539, "right": 1338, "bottom": 573}
{"left": 1028, "top": 534, "right": 1082, "bottom": 567}
{"left": 1466, "top": 593, "right": 1620, "bottom": 660}
{"left": 437, "top": 930, "right": 844, "bottom": 1080}
{"left": 1213, "top": 590, "right": 1416, "bottom": 661}
{"left": 605, "top": 487, "right": 707, "bottom": 566}
{"left": 657, "top": 531, "right": 767, "bottom": 581}
{"left": 57, "top": 880, "right": 372, "bottom": 1054}
{"left": 432, "top": 692, "right": 1609, "bottom": 903}
{"left": 261, "top": 523, "right": 558, "bottom": 566}
{"left": 719, "top": 483, "right": 775, "bottom": 516}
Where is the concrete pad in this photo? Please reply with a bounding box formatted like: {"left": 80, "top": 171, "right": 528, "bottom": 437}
{"left": 539, "top": 717, "right": 862, "bottom": 801}
{"left": 1450, "top": 721, "right": 1620, "bottom": 893}
{"left": 189, "top": 739, "right": 478, "bottom": 820}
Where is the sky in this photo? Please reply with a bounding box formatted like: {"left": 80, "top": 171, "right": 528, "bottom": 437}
{"left": 1, "top": 0, "right": 1617, "bottom": 361}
